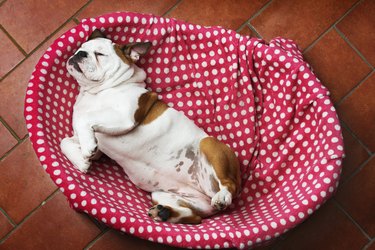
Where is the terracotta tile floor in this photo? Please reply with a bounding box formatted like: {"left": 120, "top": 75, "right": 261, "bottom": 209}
{"left": 0, "top": 0, "right": 374, "bottom": 249}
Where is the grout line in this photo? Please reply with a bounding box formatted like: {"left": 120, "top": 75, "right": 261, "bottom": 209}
{"left": 0, "top": 207, "right": 17, "bottom": 227}
{"left": 303, "top": 0, "right": 364, "bottom": 54}
{"left": 70, "top": 0, "right": 94, "bottom": 21}
{"left": 234, "top": 0, "right": 273, "bottom": 38}
{"left": 0, "top": 0, "right": 93, "bottom": 82}
{"left": 73, "top": 17, "right": 81, "bottom": 24}
{"left": 340, "top": 120, "right": 373, "bottom": 156}
{"left": 248, "top": 0, "right": 274, "bottom": 22}
{"left": 333, "top": 200, "right": 372, "bottom": 241}
{"left": 302, "top": 26, "right": 333, "bottom": 54}
{"left": 336, "top": 70, "right": 374, "bottom": 107}
{"left": 83, "top": 228, "right": 110, "bottom": 250}
{"left": 0, "top": 134, "right": 21, "bottom": 163}
{"left": 339, "top": 153, "right": 374, "bottom": 187}
{"left": 0, "top": 129, "right": 30, "bottom": 162}
{"left": 0, "top": 25, "right": 27, "bottom": 57}
{"left": 162, "top": 0, "right": 183, "bottom": 17}
{"left": 0, "top": 189, "right": 59, "bottom": 245}
{"left": 236, "top": 0, "right": 273, "bottom": 38}
{"left": 236, "top": 23, "right": 262, "bottom": 39}
{"left": 363, "top": 239, "right": 375, "bottom": 250}
{"left": 335, "top": 26, "right": 374, "bottom": 69}
{"left": 0, "top": 117, "right": 22, "bottom": 142}
{"left": 86, "top": 213, "right": 109, "bottom": 232}
{"left": 247, "top": 23, "right": 263, "bottom": 39}
{"left": 0, "top": 137, "right": 30, "bottom": 161}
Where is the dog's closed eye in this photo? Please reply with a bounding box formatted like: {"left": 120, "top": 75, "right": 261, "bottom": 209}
{"left": 94, "top": 52, "right": 105, "bottom": 57}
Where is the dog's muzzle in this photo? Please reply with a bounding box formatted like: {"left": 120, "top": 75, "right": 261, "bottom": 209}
{"left": 68, "top": 51, "right": 88, "bottom": 73}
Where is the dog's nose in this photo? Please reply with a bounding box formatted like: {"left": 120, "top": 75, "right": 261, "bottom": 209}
{"left": 76, "top": 51, "right": 88, "bottom": 58}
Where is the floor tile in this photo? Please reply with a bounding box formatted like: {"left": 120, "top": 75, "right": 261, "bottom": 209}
{"left": 88, "top": 229, "right": 180, "bottom": 250}
{"left": 0, "top": 22, "right": 77, "bottom": 139}
{"left": 77, "top": 0, "right": 178, "bottom": 19}
{"left": 167, "top": 0, "right": 268, "bottom": 30}
{"left": 0, "top": 139, "right": 57, "bottom": 223}
{"left": 0, "top": 30, "right": 24, "bottom": 79}
{"left": 250, "top": 0, "right": 357, "bottom": 49}
{"left": 337, "top": 0, "right": 375, "bottom": 66}
{"left": 0, "top": 192, "right": 101, "bottom": 250}
{"left": 0, "top": 211, "right": 14, "bottom": 240}
{"left": 0, "top": 0, "right": 87, "bottom": 53}
{"left": 340, "top": 126, "right": 370, "bottom": 182}
{"left": 275, "top": 201, "right": 369, "bottom": 250}
{"left": 304, "top": 29, "right": 372, "bottom": 103}
{"left": 336, "top": 157, "right": 375, "bottom": 237}
{"left": 0, "top": 122, "right": 17, "bottom": 157}
{"left": 337, "top": 73, "right": 375, "bottom": 151}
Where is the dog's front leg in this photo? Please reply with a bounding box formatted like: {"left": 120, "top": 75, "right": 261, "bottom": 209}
{"left": 74, "top": 109, "right": 137, "bottom": 159}
{"left": 61, "top": 136, "right": 92, "bottom": 173}
{"left": 74, "top": 117, "right": 98, "bottom": 161}
{"left": 90, "top": 109, "right": 137, "bottom": 136}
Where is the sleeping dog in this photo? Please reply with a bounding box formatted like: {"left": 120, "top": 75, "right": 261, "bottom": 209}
{"left": 61, "top": 30, "right": 241, "bottom": 224}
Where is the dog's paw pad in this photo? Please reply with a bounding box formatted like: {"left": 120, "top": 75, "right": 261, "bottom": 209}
{"left": 148, "top": 205, "right": 171, "bottom": 222}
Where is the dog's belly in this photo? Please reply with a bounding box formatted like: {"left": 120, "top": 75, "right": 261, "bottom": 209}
{"left": 96, "top": 109, "right": 217, "bottom": 196}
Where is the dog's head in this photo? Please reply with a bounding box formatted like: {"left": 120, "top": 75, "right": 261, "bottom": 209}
{"left": 67, "top": 29, "right": 151, "bottom": 90}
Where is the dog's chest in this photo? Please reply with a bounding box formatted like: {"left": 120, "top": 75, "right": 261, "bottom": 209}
{"left": 74, "top": 86, "right": 146, "bottom": 119}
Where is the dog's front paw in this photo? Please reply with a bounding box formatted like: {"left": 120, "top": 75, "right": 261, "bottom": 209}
{"left": 148, "top": 205, "right": 171, "bottom": 222}
{"left": 211, "top": 188, "right": 232, "bottom": 211}
{"left": 80, "top": 140, "right": 98, "bottom": 160}
{"left": 73, "top": 158, "right": 91, "bottom": 173}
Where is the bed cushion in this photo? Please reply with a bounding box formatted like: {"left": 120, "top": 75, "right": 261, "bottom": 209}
{"left": 24, "top": 12, "right": 344, "bottom": 249}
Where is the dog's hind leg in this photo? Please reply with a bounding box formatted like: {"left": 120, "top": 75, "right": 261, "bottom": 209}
{"left": 148, "top": 191, "right": 215, "bottom": 224}
{"left": 199, "top": 137, "right": 241, "bottom": 211}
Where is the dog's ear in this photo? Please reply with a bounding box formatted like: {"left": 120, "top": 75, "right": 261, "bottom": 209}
{"left": 88, "top": 29, "right": 106, "bottom": 40}
{"left": 123, "top": 42, "right": 151, "bottom": 62}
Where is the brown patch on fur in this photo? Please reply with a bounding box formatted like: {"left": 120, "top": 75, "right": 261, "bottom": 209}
{"left": 88, "top": 29, "right": 106, "bottom": 40}
{"left": 134, "top": 92, "right": 168, "bottom": 125}
{"left": 151, "top": 201, "right": 202, "bottom": 224}
{"left": 185, "top": 146, "right": 195, "bottom": 160}
{"left": 175, "top": 201, "right": 202, "bottom": 224}
{"left": 199, "top": 137, "right": 241, "bottom": 196}
{"left": 163, "top": 205, "right": 181, "bottom": 219}
{"left": 156, "top": 205, "right": 201, "bottom": 224}
{"left": 210, "top": 174, "right": 220, "bottom": 193}
{"left": 114, "top": 44, "right": 133, "bottom": 65}
{"left": 178, "top": 215, "right": 202, "bottom": 224}
{"left": 115, "top": 42, "right": 151, "bottom": 65}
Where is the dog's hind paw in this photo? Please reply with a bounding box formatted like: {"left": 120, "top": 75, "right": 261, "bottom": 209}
{"left": 211, "top": 187, "right": 232, "bottom": 210}
{"left": 148, "top": 205, "right": 171, "bottom": 222}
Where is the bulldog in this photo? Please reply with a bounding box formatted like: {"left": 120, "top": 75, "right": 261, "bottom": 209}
{"left": 61, "top": 30, "right": 241, "bottom": 224}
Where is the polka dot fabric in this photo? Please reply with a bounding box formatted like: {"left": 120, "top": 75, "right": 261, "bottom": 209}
{"left": 24, "top": 12, "right": 344, "bottom": 249}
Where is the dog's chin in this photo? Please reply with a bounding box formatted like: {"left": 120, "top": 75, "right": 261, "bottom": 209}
{"left": 67, "top": 68, "right": 105, "bottom": 90}
{"left": 67, "top": 67, "right": 81, "bottom": 80}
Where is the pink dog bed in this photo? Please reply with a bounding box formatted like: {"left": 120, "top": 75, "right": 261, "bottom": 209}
{"left": 25, "top": 12, "right": 344, "bottom": 249}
